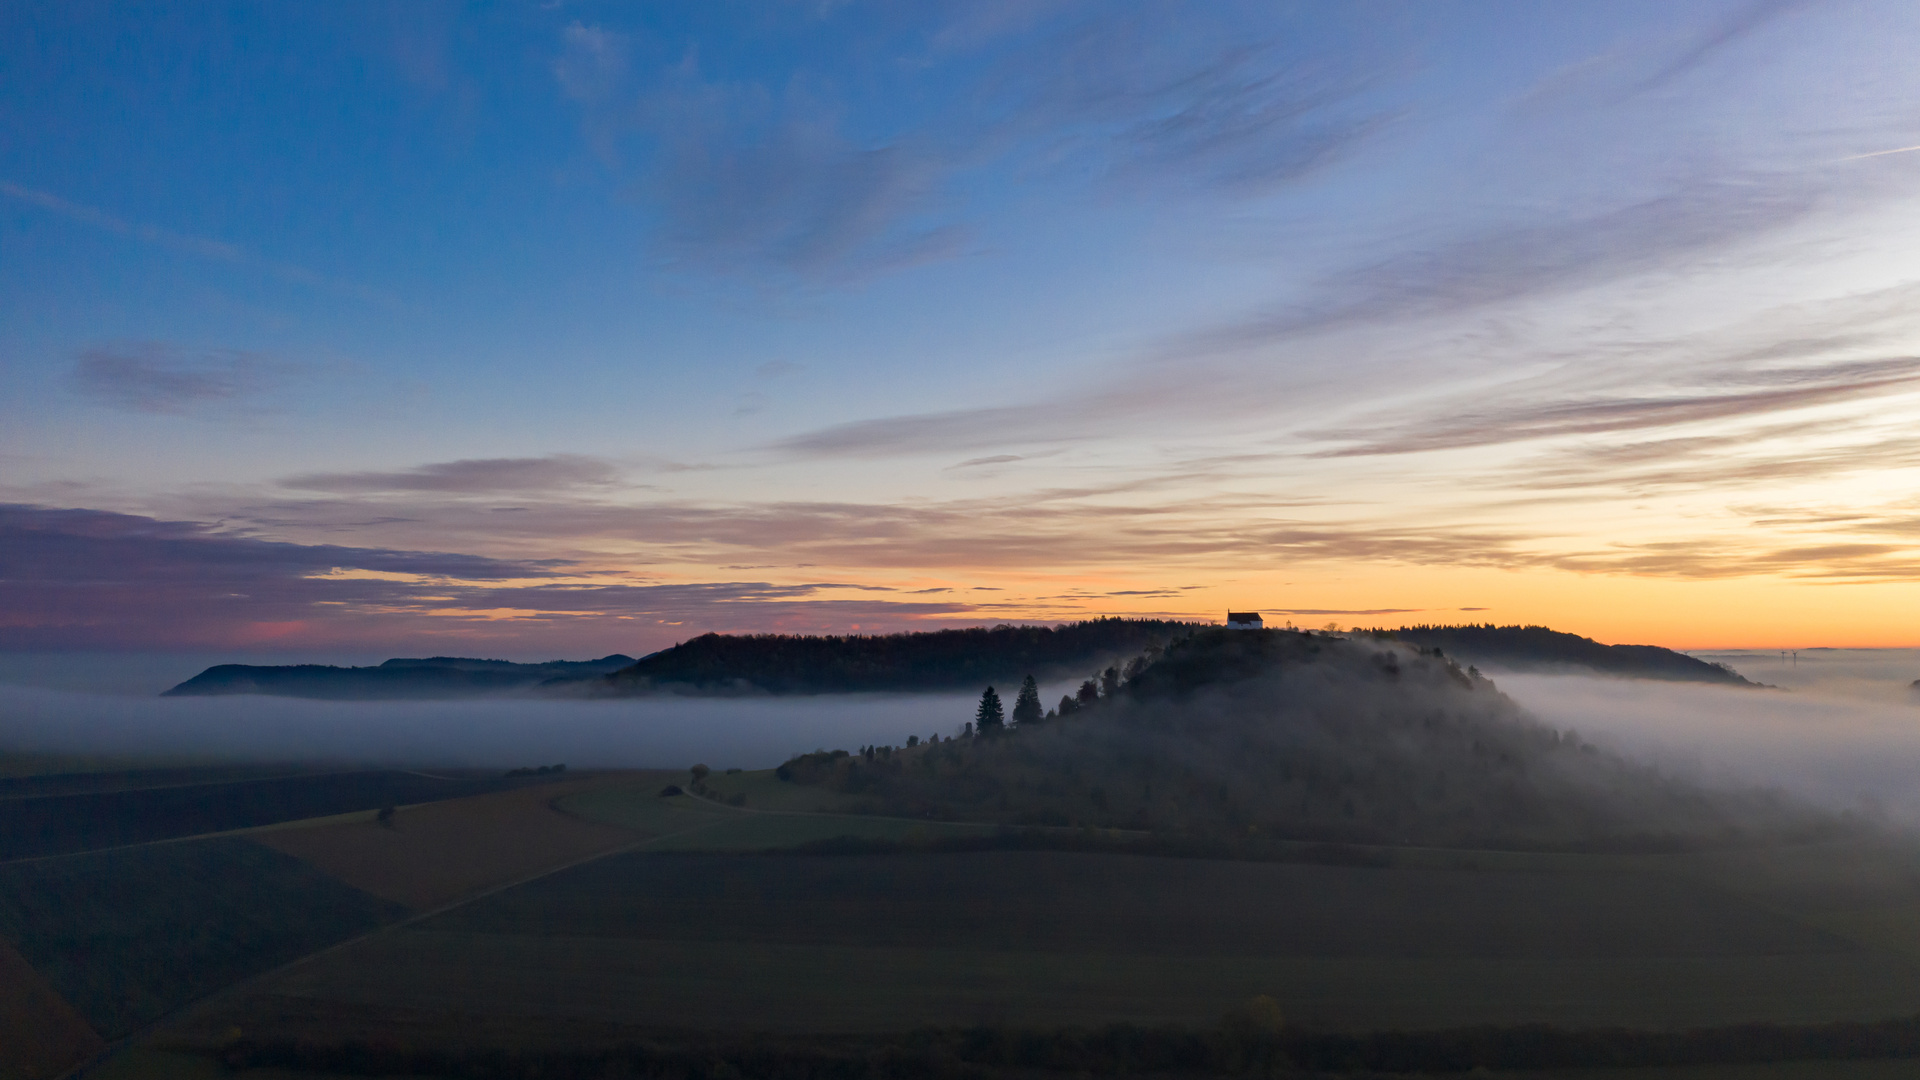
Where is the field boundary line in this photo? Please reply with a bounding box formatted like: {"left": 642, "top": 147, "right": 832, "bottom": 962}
{"left": 0, "top": 767, "right": 373, "bottom": 804}
{"left": 0, "top": 774, "right": 581, "bottom": 868}
{"left": 61, "top": 787, "right": 736, "bottom": 1080}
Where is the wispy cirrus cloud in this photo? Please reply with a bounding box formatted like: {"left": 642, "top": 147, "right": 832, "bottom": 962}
{"left": 993, "top": 11, "right": 1392, "bottom": 197}
{"left": 205, "top": 479, "right": 1522, "bottom": 576}
{"left": 761, "top": 175, "right": 1902, "bottom": 464}
{"left": 1545, "top": 539, "right": 1920, "bottom": 582}
{"left": 1310, "top": 356, "right": 1920, "bottom": 458}
{"left": 563, "top": 4, "right": 1392, "bottom": 283}
{"left": 282, "top": 455, "right": 627, "bottom": 495}
{"left": 1630, "top": 0, "right": 1810, "bottom": 95}
{"left": 1500, "top": 423, "right": 1920, "bottom": 496}
{"left": 67, "top": 345, "right": 296, "bottom": 415}
{"left": 630, "top": 71, "right": 968, "bottom": 280}
{"left": 209, "top": 439, "right": 1920, "bottom": 588}
{"left": 1192, "top": 176, "right": 1824, "bottom": 355}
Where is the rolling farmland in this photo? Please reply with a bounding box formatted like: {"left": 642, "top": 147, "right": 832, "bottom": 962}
{"left": 253, "top": 771, "right": 671, "bottom": 909}
{"left": 174, "top": 807, "right": 1920, "bottom": 1041}
{"left": 0, "top": 837, "right": 406, "bottom": 1039}
{"left": 0, "top": 767, "right": 568, "bottom": 860}
{"left": 21, "top": 770, "right": 1920, "bottom": 1077}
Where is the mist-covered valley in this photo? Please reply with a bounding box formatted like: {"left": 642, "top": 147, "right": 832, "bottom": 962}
{"left": 14, "top": 632, "right": 1920, "bottom": 1077}
{"left": 1504, "top": 669, "right": 1920, "bottom": 823}
{"left": 0, "top": 682, "right": 984, "bottom": 774}
{"left": 7, "top": 637, "right": 1920, "bottom": 829}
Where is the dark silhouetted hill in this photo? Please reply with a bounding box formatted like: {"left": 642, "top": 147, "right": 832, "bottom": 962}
{"left": 1386, "top": 624, "right": 1753, "bottom": 685}
{"left": 163, "top": 655, "right": 635, "bottom": 699}
{"left": 592, "top": 620, "right": 1195, "bottom": 695}
{"left": 775, "top": 629, "right": 1813, "bottom": 850}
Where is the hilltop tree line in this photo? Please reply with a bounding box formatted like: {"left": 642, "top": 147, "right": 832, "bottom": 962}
{"left": 597, "top": 619, "right": 1195, "bottom": 694}
{"left": 1379, "top": 624, "right": 1752, "bottom": 684}
{"left": 972, "top": 651, "right": 1169, "bottom": 736}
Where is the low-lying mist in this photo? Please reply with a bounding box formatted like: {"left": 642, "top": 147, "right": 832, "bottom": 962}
{"left": 1498, "top": 672, "right": 1920, "bottom": 823}
{"left": 10, "top": 646, "right": 1920, "bottom": 835}
{"left": 778, "top": 633, "right": 1823, "bottom": 850}
{"left": 0, "top": 684, "right": 982, "bottom": 772}
{"left": 1689, "top": 648, "right": 1920, "bottom": 702}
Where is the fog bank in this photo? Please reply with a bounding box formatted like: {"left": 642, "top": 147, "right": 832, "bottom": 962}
{"left": 1500, "top": 673, "right": 1920, "bottom": 822}
{"left": 0, "top": 685, "right": 980, "bottom": 771}
{"left": 1693, "top": 648, "right": 1920, "bottom": 703}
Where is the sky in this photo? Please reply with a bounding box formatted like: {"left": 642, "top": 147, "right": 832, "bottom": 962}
{"left": 7, "top": 0, "right": 1920, "bottom": 659}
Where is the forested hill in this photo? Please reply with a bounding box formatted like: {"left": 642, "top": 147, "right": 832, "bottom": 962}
{"left": 163, "top": 654, "right": 635, "bottom": 699}
{"left": 1385, "top": 625, "right": 1753, "bottom": 685}
{"left": 593, "top": 619, "right": 1195, "bottom": 695}
{"left": 772, "top": 628, "right": 1811, "bottom": 850}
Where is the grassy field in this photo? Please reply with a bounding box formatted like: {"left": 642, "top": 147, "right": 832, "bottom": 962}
{"left": 253, "top": 771, "right": 668, "bottom": 910}
{"left": 183, "top": 844, "right": 1920, "bottom": 1038}
{"left": 252, "top": 928, "right": 1920, "bottom": 1033}
{"left": 557, "top": 769, "right": 1002, "bottom": 850}
{"left": 420, "top": 849, "right": 1852, "bottom": 958}
{"left": 0, "top": 939, "right": 102, "bottom": 1080}
{"left": 685, "top": 766, "right": 859, "bottom": 812}
{"left": 33, "top": 770, "right": 1920, "bottom": 1075}
{"left": 0, "top": 768, "right": 573, "bottom": 860}
{"left": 0, "top": 837, "right": 405, "bottom": 1039}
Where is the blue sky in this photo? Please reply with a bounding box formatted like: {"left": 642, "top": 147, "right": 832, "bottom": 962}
{"left": 8, "top": 1, "right": 1920, "bottom": 655}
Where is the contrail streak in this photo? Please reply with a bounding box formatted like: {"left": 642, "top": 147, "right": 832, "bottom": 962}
{"left": 1841, "top": 143, "right": 1920, "bottom": 162}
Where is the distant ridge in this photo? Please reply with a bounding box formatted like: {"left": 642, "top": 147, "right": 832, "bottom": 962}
{"left": 159, "top": 623, "right": 1753, "bottom": 700}
{"left": 163, "top": 654, "right": 635, "bottom": 699}
{"left": 1385, "top": 624, "right": 1754, "bottom": 685}
{"left": 592, "top": 619, "right": 1195, "bottom": 695}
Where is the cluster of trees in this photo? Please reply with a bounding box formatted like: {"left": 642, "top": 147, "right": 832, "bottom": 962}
{"left": 683, "top": 764, "right": 746, "bottom": 805}
{"left": 774, "top": 628, "right": 1816, "bottom": 850}
{"left": 503, "top": 763, "right": 567, "bottom": 777}
{"left": 599, "top": 619, "right": 1194, "bottom": 695}
{"left": 973, "top": 652, "right": 1170, "bottom": 735}
{"left": 970, "top": 674, "right": 1053, "bottom": 734}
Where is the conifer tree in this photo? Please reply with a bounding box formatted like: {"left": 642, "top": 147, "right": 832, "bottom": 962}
{"left": 974, "top": 685, "right": 1005, "bottom": 733}
{"left": 1011, "top": 674, "right": 1043, "bottom": 725}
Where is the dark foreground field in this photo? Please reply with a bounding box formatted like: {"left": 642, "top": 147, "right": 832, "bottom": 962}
{"left": 16, "top": 771, "right": 1920, "bottom": 1079}
{"left": 202, "top": 845, "right": 1920, "bottom": 1038}
{"left": 0, "top": 838, "right": 405, "bottom": 1040}
{"left": 0, "top": 767, "right": 565, "bottom": 860}
{"left": 82, "top": 1048, "right": 1920, "bottom": 1080}
{"left": 0, "top": 770, "right": 671, "bottom": 1080}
